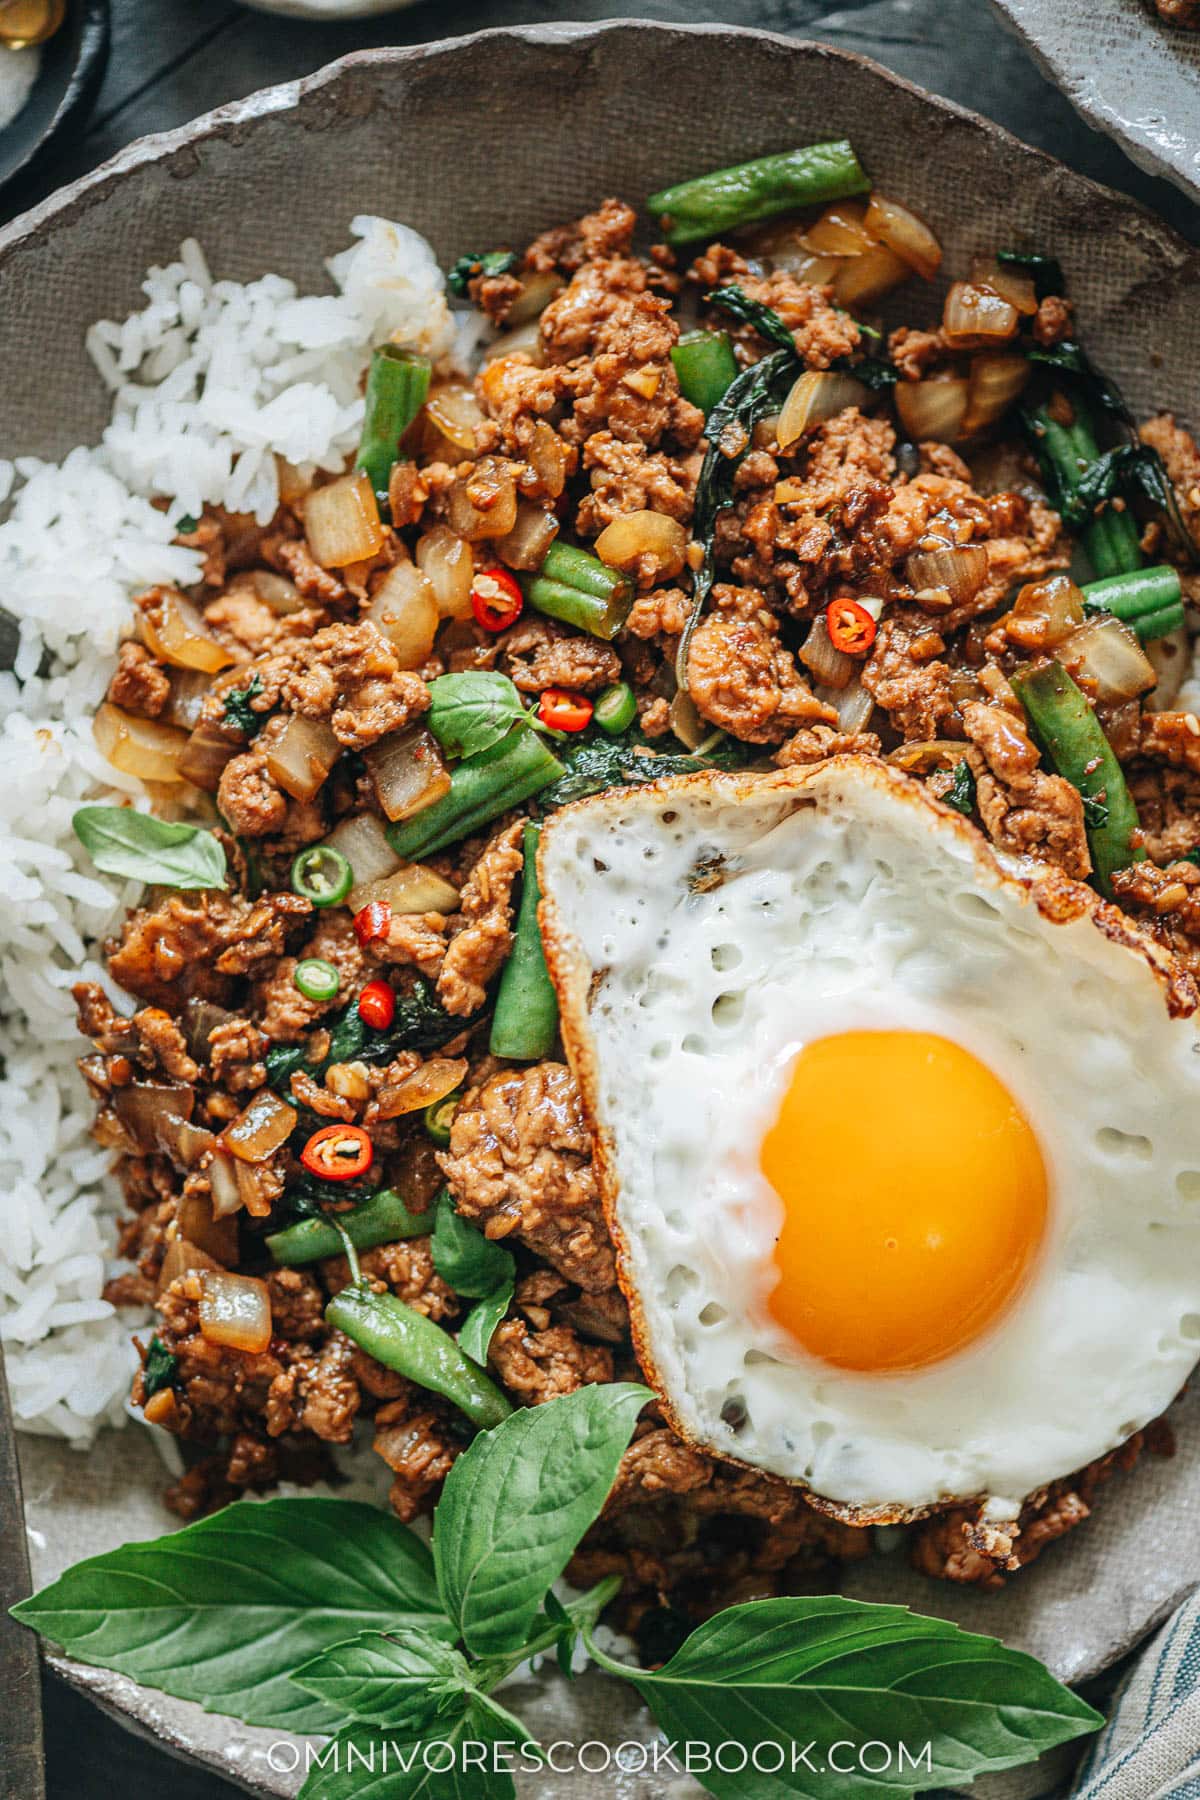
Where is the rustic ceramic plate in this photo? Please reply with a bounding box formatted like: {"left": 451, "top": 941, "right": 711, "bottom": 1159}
{"left": 6, "top": 20, "right": 1200, "bottom": 1798}
{"left": 989, "top": 0, "right": 1200, "bottom": 204}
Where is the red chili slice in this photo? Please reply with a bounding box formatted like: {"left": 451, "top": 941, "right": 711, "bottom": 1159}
{"left": 300, "top": 1124, "right": 373, "bottom": 1182}
{"left": 353, "top": 899, "right": 392, "bottom": 947}
{"left": 826, "top": 598, "right": 878, "bottom": 656}
{"left": 470, "top": 567, "right": 524, "bottom": 632}
{"left": 537, "top": 687, "right": 594, "bottom": 732}
{"left": 357, "top": 978, "right": 396, "bottom": 1031}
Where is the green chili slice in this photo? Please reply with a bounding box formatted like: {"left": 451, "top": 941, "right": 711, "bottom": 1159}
{"left": 292, "top": 957, "right": 341, "bottom": 1002}
{"left": 424, "top": 1090, "right": 461, "bottom": 1148}
{"left": 291, "top": 845, "right": 353, "bottom": 907}
{"left": 593, "top": 682, "right": 638, "bottom": 737}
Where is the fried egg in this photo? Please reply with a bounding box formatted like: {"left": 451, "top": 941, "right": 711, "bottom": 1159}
{"left": 538, "top": 757, "right": 1200, "bottom": 1519}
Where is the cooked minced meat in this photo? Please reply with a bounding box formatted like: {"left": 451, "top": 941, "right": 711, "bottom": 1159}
{"left": 81, "top": 189, "right": 1196, "bottom": 1618}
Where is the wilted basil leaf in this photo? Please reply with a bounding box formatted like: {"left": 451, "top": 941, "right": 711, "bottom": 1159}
{"left": 73, "top": 806, "right": 227, "bottom": 891}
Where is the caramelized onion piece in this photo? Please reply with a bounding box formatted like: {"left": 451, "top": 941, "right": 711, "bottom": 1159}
{"left": 669, "top": 690, "right": 709, "bottom": 750}
{"left": 494, "top": 501, "right": 559, "bottom": 572}
{"left": 864, "top": 194, "right": 942, "bottom": 280}
{"left": 799, "top": 616, "right": 854, "bottom": 691}
{"left": 367, "top": 561, "right": 440, "bottom": 670}
{"left": 832, "top": 245, "right": 910, "bottom": 309}
{"left": 94, "top": 704, "right": 189, "bottom": 784}
{"left": 961, "top": 353, "right": 1030, "bottom": 437}
{"left": 222, "top": 1089, "right": 296, "bottom": 1164}
{"left": 416, "top": 525, "right": 475, "bottom": 620}
{"left": 304, "top": 471, "right": 385, "bottom": 569}
{"left": 323, "top": 812, "right": 402, "bottom": 887}
{"left": 364, "top": 726, "right": 452, "bottom": 824}
{"left": 446, "top": 456, "right": 519, "bottom": 542}
{"left": 235, "top": 1161, "right": 277, "bottom": 1221}
{"left": 479, "top": 323, "right": 545, "bottom": 369}
{"left": 594, "top": 510, "right": 687, "bottom": 579}
{"left": 374, "top": 1057, "right": 469, "bottom": 1120}
{"left": 804, "top": 201, "right": 874, "bottom": 257}
{"left": 198, "top": 1271, "right": 273, "bottom": 1354}
{"left": 1004, "top": 573, "right": 1086, "bottom": 651}
{"left": 164, "top": 669, "right": 214, "bottom": 733}
{"left": 158, "top": 1238, "right": 222, "bottom": 1293}
{"left": 423, "top": 382, "right": 486, "bottom": 454}
{"left": 889, "top": 739, "right": 970, "bottom": 772}
{"left": 142, "top": 590, "right": 235, "bottom": 673}
{"left": 942, "top": 281, "right": 1020, "bottom": 347}
{"left": 177, "top": 1192, "right": 240, "bottom": 1267}
{"left": 1058, "top": 614, "right": 1156, "bottom": 704}
{"left": 894, "top": 377, "right": 969, "bottom": 445}
{"left": 969, "top": 255, "right": 1038, "bottom": 316}
{"left": 265, "top": 713, "right": 342, "bottom": 802}
{"left": 906, "top": 544, "right": 989, "bottom": 607}
{"left": 777, "top": 371, "right": 870, "bottom": 450}
{"left": 208, "top": 1149, "right": 243, "bottom": 1221}
{"left": 178, "top": 714, "right": 243, "bottom": 792}
{"left": 112, "top": 1083, "right": 196, "bottom": 1158}
{"left": 526, "top": 420, "right": 570, "bottom": 500}
{"left": 350, "top": 863, "right": 461, "bottom": 917}
{"left": 505, "top": 269, "right": 564, "bottom": 326}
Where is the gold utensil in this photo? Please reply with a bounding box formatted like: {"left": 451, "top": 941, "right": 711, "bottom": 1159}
{"left": 0, "top": 0, "right": 66, "bottom": 50}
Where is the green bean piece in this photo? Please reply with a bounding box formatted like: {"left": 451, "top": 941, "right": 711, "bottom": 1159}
{"left": 326, "top": 1285, "right": 512, "bottom": 1428}
{"left": 386, "top": 726, "right": 564, "bottom": 861}
{"left": 1082, "top": 566, "right": 1184, "bottom": 641}
{"left": 265, "top": 1188, "right": 429, "bottom": 1266}
{"left": 670, "top": 330, "right": 739, "bottom": 416}
{"left": 424, "top": 1090, "right": 461, "bottom": 1148}
{"left": 490, "top": 825, "right": 559, "bottom": 1061}
{"left": 648, "top": 140, "right": 869, "bottom": 247}
{"left": 593, "top": 681, "right": 638, "bottom": 737}
{"left": 357, "top": 346, "right": 432, "bottom": 502}
{"left": 1010, "top": 660, "right": 1144, "bottom": 898}
{"left": 522, "top": 541, "right": 634, "bottom": 641}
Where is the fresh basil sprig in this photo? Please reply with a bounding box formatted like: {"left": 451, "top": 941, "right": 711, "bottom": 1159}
{"left": 426, "top": 672, "right": 534, "bottom": 761}
{"left": 73, "top": 805, "right": 227, "bottom": 890}
{"left": 13, "top": 1386, "right": 1102, "bottom": 1798}
{"left": 431, "top": 1186, "right": 516, "bottom": 1362}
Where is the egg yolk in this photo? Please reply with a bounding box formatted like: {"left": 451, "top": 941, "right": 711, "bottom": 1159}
{"left": 761, "top": 1030, "right": 1048, "bottom": 1373}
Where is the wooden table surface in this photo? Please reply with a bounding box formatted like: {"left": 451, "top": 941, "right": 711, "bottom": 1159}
{"left": 13, "top": 0, "right": 1197, "bottom": 1793}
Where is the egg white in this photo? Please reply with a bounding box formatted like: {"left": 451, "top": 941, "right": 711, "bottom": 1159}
{"left": 539, "top": 758, "right": 1200, "bottom": 1518}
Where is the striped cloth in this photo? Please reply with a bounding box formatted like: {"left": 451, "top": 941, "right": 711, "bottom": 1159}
{"left": 1067, "top": 1591, "right": 1200, "bottom": 1800}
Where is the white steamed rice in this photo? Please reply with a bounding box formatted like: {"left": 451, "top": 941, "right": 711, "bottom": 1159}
{"left": 0, "top": 216, "right": 473, "bottom": 1442}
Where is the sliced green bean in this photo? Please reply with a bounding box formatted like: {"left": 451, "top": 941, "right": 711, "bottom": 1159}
{"left": 671, "top": 330, "right": 739, "bottom": 416}
{"left": 386, "top": 726, "right": 564, "bottom": 860}
{"left": 357, "top": 346, "right": 432, "bottom": 501}
{"left": 490, "top": 824, "right": 558, "bottom": 1061}
{"left": 265, "top": 1188, "right": 429, "bottom": 1265}
{"left": 1082, "top": 565, "right": 1183, "bottom": 641}
{"left": 1010, "top": 659, "right": 1144, "bottom": 897}
{"left": 648, "top": 140, "right": 870, "bottom": 246}
{"left": 326, "top": 1284, "right": 512, "bottom": 1428}
{"left": 522, "top": 540, "right": 633, "bottom": 641}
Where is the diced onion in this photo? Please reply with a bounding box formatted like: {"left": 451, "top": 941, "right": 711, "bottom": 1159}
{"left": 198, "top": 1271, "right": 273, "bottom": 1354}
{"left": 322, "top": 812, "right": 402, "bottom": 887}
{"left": 178, "top": 715, "right": 241, "bottom": 791}
{"left": 223, "top": 1089, "right": 296, "bottom": 1164}
{"left": 208, "top": 1149, "right": 243, "bottom": 1221}
{"left": 494, "top": 501, "right": 560, "bottom": 572}
{"left": 505, "top": 269, "right": 564, "bottom": 326}
{"left": 94, "top": 703, "right": 189, "bottom": 784}
{"left": 799, "top": 616, "right": 854, "bottom": 690}
{"left": 265, "top": 713, "right": 342, "bottom": 801}
{"left": 889, "top": 739, "right": 970, "bottom": 773}
{"left": 1058, "top": 615, "right": 1156, "bottom": 704}
{"left": 158, "top": 1238, "right": 222, "bottom": 1293}
{"left": 141, "top": 591, "right": 235, "bottom": 674}
{"left": 832, "top": 245, "right": 911, "bottom": 309}
{"left": 777, "top": 371, "right": 870, "bottom": 450}
{"left": 183, "top": 997, "right": 234, "bottom": 1061}
{"left": 235, "top": 1162, "right": 277, "bottom": 1220}
{"left": 350, "top": 863, "right": 462, "bottom": 917}
{"left": 364, "top": 726, "right": 452, "bottom": 824}
{"left": 894, "top": 377, "right": 969, "bottom": 445}
{"left": 527, "top": 420, "right": 570, "bottom": 500}
{"left": 416, "top": 525, "right": 475, "bottom": 619}
{"left": 594, "top": 511, "right": 687, "bottom": 579}
{"left": 669, "top": 690, "right": 709, "bottom": 750}
{"left": 164, "top": 669, "right": 214, "bottom": 732}
{"left": 113, "top": 1083, "right": 195, "bottom": 1155}
{"left": 375, "top": 1057, "right": 470, "bottom": 1119}
{"left": 743, "top": 222, "right": 842, "bottom": 284}
{"left": 238, "top": 568, "right": 306, "bottom": 616}
{"left": 446, "top": 457, "right": 519, "bottom": 542}
{"left": 824, "top": 676, "right": 875, "bottom": 734}
{"left": 864, "top": 194, "right": 942, "bottom": 281}
{"left": 1004, "top": 573, "right": 1086, "bottom": 651}
{"left": 906, "top": 544, "right": 989, "bottom": 606}
{"left": 804, "top": 202, "right": 875, "bottom": 257}
{"left": 1145, "top": 625, "right": 1190, "bottom": 714}
{"left": 942, "top": 280, "right": 1020, "bottom": 346}
{"left": 961, "top": 352, "right": 1031, "bottom": 436}
{"left": 480, "top": 323, "right": 545, "bottom": 368}
{"left": 177, "top": 1192, "right": 240, "bottom": 1266}
{"left": 424, "top": 382, "right": 486, "bottom": 455}
{"left": 367, "top": 561, "right": 440, "bottom": 669}
{"left": 304, "top": 470, "right": 385, "bottom": 569}
{"left": 142, "top": 1388, "right": 179, "bottom": 1428}
{"left": 969, "top": 255, "right": 1038, "bottom": 315}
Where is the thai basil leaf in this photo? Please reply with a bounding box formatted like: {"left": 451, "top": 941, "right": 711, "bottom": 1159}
{"left": 942, "top": 759, "right": 976, "bottom": 816}
{"left": 72, "top": 806, "right": 227, "bottom": 891}
{"left": 706, "top": 283, "right": 796, "bottom": 353}
{"left": 447, "top": 250, "right": 518, "bottom": 298}
{"left": 266, "top": 984, "right": 468, "bottom": 1096}
{"left": 11, "top": 1499, "right": 451, "bottom": 1733}
{"left": 432, "top": 1382, "right": 650, "bottom": 1656}
{"left": 297, "top": 1709, "right": 514, "bottom": 1800}
{"left": 1057, "top": 441, "right": 1196, "bottom": 562}
{"left": 222, "top": 671, "right": 265, "bottom": 734}
{"left": 426, "top": 673, "right": 531, "bottom": 761}
{"left": 837, "top": 354, "right": 897, "bottom": 390}
{"left": 431, "top": 1189, "right": 515, "bottom": 1299}
{"left": 534, "top": 732, "right": 753, "bottom": 813}
{"left": 1027, "top": 340, "right": 1133, "bottom": 424}
{"left": 588, "top": 1594, "right": 1101, "bottom": 1800}
{"left": 141, "top": 1336, "right": 178, "bottom": 1399}
{"left": 1082, "top": 793, "right": 1111, "bottom": 829}
{"left": 457, "top": 1282, "right": 514, "bottom": 1366}
{"left": 292, "top": 1628, "right": 474, "bottom": 1732}
{"left": 997, "top": 249, "right": 1065, "bottom": 300}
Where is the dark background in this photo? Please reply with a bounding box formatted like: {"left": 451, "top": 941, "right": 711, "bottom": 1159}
{"left": 12, "top": 0, "right": 1197, "bottom": 1793}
